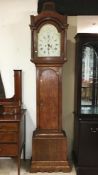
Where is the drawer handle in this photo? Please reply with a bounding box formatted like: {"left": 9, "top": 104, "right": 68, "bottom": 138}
{"left": 90, "top": 128, "right": 98, "bottom": 133}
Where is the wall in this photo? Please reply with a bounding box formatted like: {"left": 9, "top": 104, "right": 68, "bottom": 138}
{"left": 0, "top": 0, "right": 38, "bottom": 159}
{"left": 0, "top": 0, "right": 77, "bottom": 160}
{"left": 77, "top": 16, "right": 98, "bottom": 33}
{"left": 62, "top": 16, "right": 77, "bottom": 160}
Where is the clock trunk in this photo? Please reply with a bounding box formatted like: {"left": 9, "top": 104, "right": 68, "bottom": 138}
{"left": 30, "top": 65, "right": 71, "bottom": 172}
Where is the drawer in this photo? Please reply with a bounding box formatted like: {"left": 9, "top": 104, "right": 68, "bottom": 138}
{"left": 0, "top": 144, "right": 18, "bottom": 156}
{"left": 0, "top": 132, "right": 18, "bottom": 143}
{"left": 0, "top": 123, "right": 18, "bottom": 132}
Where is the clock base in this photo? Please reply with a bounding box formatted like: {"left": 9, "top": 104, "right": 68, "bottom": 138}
{"left": 30, "top": 129, "right": 71, "bottom": 172}
{"left": 31, "top": 160, "right": 71, "bottom": 172}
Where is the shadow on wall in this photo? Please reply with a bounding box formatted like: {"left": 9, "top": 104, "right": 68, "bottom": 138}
{"left": 25, "top": 110, "right": 36, "bottom": 159}
{"left": 62, "top": 39, "right": 76, "bottom": 161}
{"left": 0, "top": 73, "right": 5, "bottom": 99}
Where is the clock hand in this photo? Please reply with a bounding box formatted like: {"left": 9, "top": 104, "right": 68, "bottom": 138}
{"left": 48, "top": 44, "right": 52, "bottom": 54}
{"left": 48, "top": 44, "right": 50, "bottom": 54}
{"left": 48, "top": 44, "right": 52, "bottom": 48}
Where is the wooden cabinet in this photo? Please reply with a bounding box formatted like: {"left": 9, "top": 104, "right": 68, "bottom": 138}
{"left": 30, "top": 2, "right": 71, "bottom": 172}
{"left": 0, "top": 111, "right": 26, "bottom": 175}
{"left": 0, "top": 70, "right": 26, "bottom": 175}
{"left": 0, "top": 112, "right": 25, "bottom": 156}
{"left": 78, "top": 121, "right": 98, "bottom": 166}
{"left": 73, "top": 33, "right": 98, "bottom": 175}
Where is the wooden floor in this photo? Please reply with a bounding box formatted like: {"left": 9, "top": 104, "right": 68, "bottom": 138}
{"left": 0, "top": 159, "right": 76, "bottom": 175}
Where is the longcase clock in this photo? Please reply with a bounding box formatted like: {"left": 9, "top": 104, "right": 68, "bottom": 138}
{"left": 30, "top": 2, "right": 71, "bottom": 172}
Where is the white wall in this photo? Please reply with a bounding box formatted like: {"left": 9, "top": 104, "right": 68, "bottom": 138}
{"left": 0, "top": 0, "right": 38, "bottom": 159}
{"left": 77, "top": 16, "right": 98, "bottom": 33}
{"left": 62, "top": 16, "right": 77, "bottom": 160}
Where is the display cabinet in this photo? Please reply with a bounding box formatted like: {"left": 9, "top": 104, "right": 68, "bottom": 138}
{"left": 73, "top": 33, "right": 98, "bottom": 175}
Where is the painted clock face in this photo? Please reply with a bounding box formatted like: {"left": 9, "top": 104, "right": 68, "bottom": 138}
{"left": 37, "top": 24, "right": 61, "bottom": 57}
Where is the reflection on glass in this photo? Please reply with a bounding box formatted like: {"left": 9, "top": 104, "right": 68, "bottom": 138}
{"left": 81, "top": 43, "right": 98, "bottom": 108}
{"left": 81, "top": 106, "right": 98, "bottom": 114}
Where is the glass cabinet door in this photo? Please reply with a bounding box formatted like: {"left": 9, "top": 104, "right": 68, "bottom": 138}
{"left": 81, "top": 43, "right": 98, "bottom": 114}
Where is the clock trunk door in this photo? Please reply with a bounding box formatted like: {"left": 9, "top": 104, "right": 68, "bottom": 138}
{"left": 37, "top": 68, "right": 59, "bottom": 130}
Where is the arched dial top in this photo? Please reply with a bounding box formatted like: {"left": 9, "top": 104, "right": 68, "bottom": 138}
{"left": 38, "top": 24, "right": 61, "bottom": 57}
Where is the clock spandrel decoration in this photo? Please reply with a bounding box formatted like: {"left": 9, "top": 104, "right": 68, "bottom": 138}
{"left": 30, "top": 1, "right": 71, "bottom": 172}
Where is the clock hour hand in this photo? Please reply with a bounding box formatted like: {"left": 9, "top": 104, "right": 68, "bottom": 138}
{"left": 48, "top": 44, "right": 52, "bottom": 48}
{"left": 48, "top": 44, "right": 52, "bottom": 54}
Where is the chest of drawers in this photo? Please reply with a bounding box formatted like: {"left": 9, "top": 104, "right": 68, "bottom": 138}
{"left": 0, "top": 109, "right": 26, "bottom": 175}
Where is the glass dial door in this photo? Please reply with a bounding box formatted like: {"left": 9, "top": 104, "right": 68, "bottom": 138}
{"left": 38, "top": 24, "right": 61, "bottom": 57}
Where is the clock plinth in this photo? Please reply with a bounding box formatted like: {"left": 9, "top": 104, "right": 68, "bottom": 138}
{"left": 30, "top": 1, "right": 71, "bottom": 172}
{"left": 30, "top": 129, "right": 71, "bottom": 172}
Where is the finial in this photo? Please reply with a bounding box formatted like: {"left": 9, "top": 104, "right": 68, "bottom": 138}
{"left": 42, "top": 1, "right": 56, "bottom": 11}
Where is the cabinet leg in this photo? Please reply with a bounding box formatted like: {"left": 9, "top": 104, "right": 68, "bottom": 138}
{"left": 23, "top": 113, "right": 26, "bottom": 161}
{"left": 23, "top": 143, "right": 26, "bottom": 160}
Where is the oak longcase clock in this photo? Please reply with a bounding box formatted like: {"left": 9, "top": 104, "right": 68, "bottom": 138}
{"left": 30, "top": 2, "right": 71, "bottom": 172}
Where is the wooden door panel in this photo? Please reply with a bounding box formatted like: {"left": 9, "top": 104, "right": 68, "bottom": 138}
{"left": 39, "top": 69, "right": 59, "bottom": 129}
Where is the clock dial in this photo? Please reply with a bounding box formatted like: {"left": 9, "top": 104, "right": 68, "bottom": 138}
{"left": 38, "top": 24, "right": 61, "bottom": 57}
